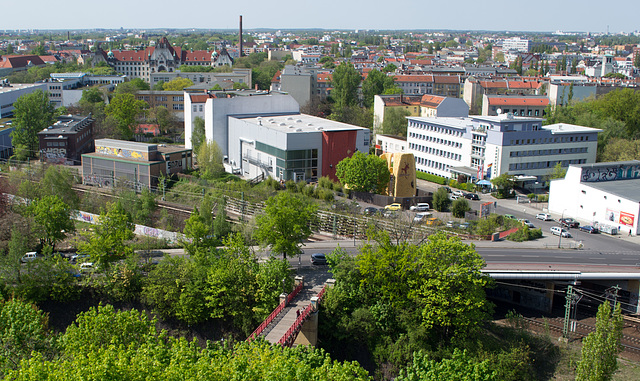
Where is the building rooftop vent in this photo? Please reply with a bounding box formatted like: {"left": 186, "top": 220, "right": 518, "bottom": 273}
{"left": 316, "top": 127, "right": 323, "bottom": 130}
{"left": 296, "top": 128, "right": 303, "bottom": 132}
{"left": 279, "top": 122, "right": 286, "bottom": 126}
{"left": 296, "top": 119, "right": 302, "bottom": 123}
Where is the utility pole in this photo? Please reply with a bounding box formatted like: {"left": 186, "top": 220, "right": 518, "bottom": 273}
{"left": 563, "top": 285, "right": 573, "bottom": 339}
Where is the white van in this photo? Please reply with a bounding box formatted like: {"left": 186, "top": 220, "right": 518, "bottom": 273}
{"left": 410, "top": 203, "right": 430, "bottom": 212}
{"left": 21, "top": 252, "right": 38, "bottom": 263}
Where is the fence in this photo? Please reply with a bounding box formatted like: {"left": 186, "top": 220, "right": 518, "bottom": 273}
{"left": 246, "top": 281, "right": 305, "bottom": 341}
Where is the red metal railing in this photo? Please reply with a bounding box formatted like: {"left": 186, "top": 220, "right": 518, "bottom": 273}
{"left": 278, "top": 284, "right": 328, "bottom": 347}
{"left": 246, "top": 281, "right": 305, "bottom": 341}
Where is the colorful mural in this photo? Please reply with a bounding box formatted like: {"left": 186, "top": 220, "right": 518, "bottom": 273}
{"left": 95, "top": 145, "right": 144, "bottom": 160}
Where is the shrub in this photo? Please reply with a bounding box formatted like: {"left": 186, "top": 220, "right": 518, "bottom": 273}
{"left": 451, "top": 198, "right": 470, "bottom": 218}
{"left": 318, "top": 176, "right": 333, "bottom": 189}
{"left": 285, "top": 180, "right": 296, "bottom": 191}
{"left": 415, "top": 171, "right": 448, "bottom": 185}
{"left": 296, "top": 181, "right": 307, "bottom": 193}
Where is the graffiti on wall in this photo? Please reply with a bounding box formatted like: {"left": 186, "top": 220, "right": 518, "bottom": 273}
{"left": 581, "top": 163, "right": 640, "bottom": 182}
{"left": 40, "top": 148, "right": 67, "bottom": 164}
{"left": 83, "top": 175, "right": 113, "bottom": 188}
{"left": 95, "top": 145, "right": 144, "bottom": 159}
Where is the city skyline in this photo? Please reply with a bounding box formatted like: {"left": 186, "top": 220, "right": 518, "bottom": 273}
{"left": 3, "top": 0, "right": 639, "bottom": 34}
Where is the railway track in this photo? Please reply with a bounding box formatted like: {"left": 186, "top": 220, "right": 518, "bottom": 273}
{"left": 522, "top": 316, "right": 640, "bottom": 355}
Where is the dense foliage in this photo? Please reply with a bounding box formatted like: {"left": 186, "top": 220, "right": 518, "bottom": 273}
{"left": 336, "top": 151, "right": 390, "bottom": 194}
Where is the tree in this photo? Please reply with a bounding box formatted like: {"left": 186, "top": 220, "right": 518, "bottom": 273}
{"left": 547, "top": 162, "right": 567, "bottom": 180}
{"left": 432, "top": 187, "right": 451, "bottom": 212}
{"left": 41, "top": 166, "right": 79, "bottom": 209}
{"left": 10, "top": 90, "right": 56, "bottom": 158}
{"left": 362, "top": 69, "right": 396, "bottom": 108}
{"left": 147, "top": 105, "right": 175, "bottom": 134}
{"left": 575, "top": 302, "right": 623, "bottom": 381}
{"left": 197, "top": 140, "right": 224, "bottom": 179}
{"left": 451, "top": 198, "right": 470, "bottom": 218}
{"left": 0, "top": 299, "right": 53, "bottom": 376}
{"left": 634, "top": 53, "right": 640, "bottom": 68}
{"left": 77, "top": 201, "right": 134, "bottom": 269}
{"left": 330, "top": 61, "right": 361, "bottom": 109}
{"left": 491, "top": 173, "right": 515, "bottom": 198}
{"left": 397, "top": 349, "right": 497, "bottom": 381}
{"left": 191, "top": 117, "right": 206, "bottom": 153}
{"left": 413, "top": 233, "right": 493, "bottom": 339}
{"left": 163, "top": 77, "right": 194, "bottom": 91}
{"left": 382, "top": 107, "right": 410, "bottom": 137}
{"left": 80, "top": 87, "right": 104, "bottom": 104}
{"left": 600, "top": 138, "right": 640, "bottom": 162}
{"left": 254, "top": 192, "right": 317, "bottom": 259}
{"left": 29, "top": 195, "right": 75, "bottom": 252}
{"left": 336, "top": 151, "right": 390, "bottom": 194}
{"left": 105, "top": 93, "right": 147, "bottom": 140}
{"left": 182, "top": 207, "right": 214, "bottom": 255}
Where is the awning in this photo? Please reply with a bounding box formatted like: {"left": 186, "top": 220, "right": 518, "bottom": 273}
{"left": 450, "top": 166, "right": 478, "bottom": 178}
{"left": 476, "top": 179, "right": 492, "bottom": 186}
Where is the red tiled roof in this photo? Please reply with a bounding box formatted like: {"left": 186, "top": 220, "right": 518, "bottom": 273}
{"left": 317, "top": 73, "right": 332, "bottom": 83}
{"left": 486, "top": 96, "right": 549, "bottom": 107}
{"left": 420, "top": 94, "right": 446, "bottom": 108}
{"left": 380, "top": 95, "right": 422, "bottom": 106}
{"left": 271, "top": 70, "right": 281, "bottom": 83}
{"left": 0, "top": 55, "right": 46, "bottom": 68}
{"left": 190, "top": 94, "right": 213, "bottom": 103}
{"left": 433, "top": 75, "right": 460, "bottom": 84}
{"left": 184, "top": 51, "right": 210, "bottom": 61}
{"left": 507, "top": 80, "right": 542, "bottom": 89}
{"left": 409, "top": 59, "right": 433, "bottom": 65}
{"left": 393, "top": 75, "right": 434, "bottom": 83}
{"left": 478, "top": 80, "right": 508, "bottom": 89}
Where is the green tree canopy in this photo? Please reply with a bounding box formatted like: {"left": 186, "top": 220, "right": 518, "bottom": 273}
{"left": 362, "top": 69, "right": 396, "bottom": 108}
{"left": 191, "top": 116, "right": 206, "bottom": 154}
{"left": 576, "top": 302, "right": 623, "bottom": 381}
{"left": 105, "top": 93, "right": 147, "bottom": 140}
{"left": 163, "top": 77, "right": 194, "bottom": 91}
{"left": 254, "top": 192, "right": 317, "bottom": 259}
{"left": 29, "top": 195, "right": 75, "bottom": 252}
{"left": 10, "top": 90, "right": 56, "bottom": 159}
{"left": 432, "top": 187, "right": 452, "bottom": 212}
{"left": 382, "top": 107, "right": 410, "bottom": 137}
{"left": 77, "top": 201, "right": 134, "bottom": 269}
{"left": 197, "top": 140, "right": 225, "bottom": 179}
{"left": 451, "top": 198, "right": 470, "bottom": 218}
{"left": 330, "top": 61, "right": 361, "bottom": 109}
{"left": 336, "top": 151, "right": 390, "bottom": 194}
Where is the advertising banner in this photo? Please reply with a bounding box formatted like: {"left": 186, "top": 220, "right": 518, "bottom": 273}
{"left": 619, "top": 212, "right": 635, "bottom": 227}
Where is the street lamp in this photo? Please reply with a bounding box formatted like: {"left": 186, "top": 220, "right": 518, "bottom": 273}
{"left": 558, "top": 209, "right": 567, "bottom": 248}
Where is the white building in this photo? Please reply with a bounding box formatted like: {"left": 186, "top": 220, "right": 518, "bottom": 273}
{"left": 183, "top": 90, "right": 300, "bottom": 158}
{"left": 502, "top": 37, "right": 531, "bottom": 53}
{"left": 0, "top": 81, "right": 47, "bottom": 118}
{"left": 406, "top": 114, "right": 600, "bottom": 186}
{"left": 227, "top": 113, "right": 369, "bottom": 182}
{"left": 549, "top": 161, "right": 640, "bottom": 236}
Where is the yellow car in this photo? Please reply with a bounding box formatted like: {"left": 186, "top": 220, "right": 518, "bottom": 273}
{"left": 384, "top": 203, "right": 402, "bottom": 211}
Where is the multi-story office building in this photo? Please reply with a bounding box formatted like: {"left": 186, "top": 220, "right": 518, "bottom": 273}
{"left": 406, "top": 114, "right": 600, "bottom": 184}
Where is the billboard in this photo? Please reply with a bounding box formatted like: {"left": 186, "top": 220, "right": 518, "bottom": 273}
{"left": 605, "top": 208, "right": 636, "bottom": 227}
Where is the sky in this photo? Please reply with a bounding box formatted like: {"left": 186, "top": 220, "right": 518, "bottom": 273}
{"left": 3, "top": 1, "right": 639, "bottom": 34}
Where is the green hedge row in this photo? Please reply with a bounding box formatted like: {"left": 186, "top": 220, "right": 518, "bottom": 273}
{"left": 416, "top": 172, "right": 473, "bottom": 191}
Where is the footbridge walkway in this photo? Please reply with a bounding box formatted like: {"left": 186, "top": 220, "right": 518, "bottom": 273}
{"left": 247, "top": 276, "right": 332, "bottom": 347}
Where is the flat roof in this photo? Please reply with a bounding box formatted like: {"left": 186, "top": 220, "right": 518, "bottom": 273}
{"left": 0, "top": 83, "right": 45, "bottom": 94}
{"left": 408, "top": 116, "right": 471, "bottom": 130}
{"left": 572, "top": 160, "right": 640, "bottom": 169}
{"left": 95, "top": 138, "right": 158, "bottom": 151}
{"left": 585, "top": 178, "right": 640, "bottom": 203}
{"left": 235, "top": 113, "right": 368, "bottom": 134}
{"left": 542, "top": 123, "right": 601, "bottom": 134}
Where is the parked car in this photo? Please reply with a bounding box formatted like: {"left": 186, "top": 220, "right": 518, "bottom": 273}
{"left": 458, "top": 222, "right": 471, "bottom": 230}
{"left": 464, "top": 193, "right": 480, "bottom": 200}
{"left": 70, "top": 254, "right": 89, "bottom": 264}
{"left": 440, "top": 186, "right": 451, "bottom": 193}
{"left": 383, "top": 210, "right": 399, "bottom": 219}
{"left": 560, "top": 218, "right": 579, "bottom": 228}
{"left": 20, "top": 252, "right": 38, "bottom": 263}
{"left": 450, "top": 194, "right": 460, "bottom": 200}
{"left": 504, "top": 214, "right": 517, "bottom": 220}
{"left": 536, "top": 213, "right": 553, "bottom": 221}
{"left": 384, "top": 203, "right": 402, "bottom": 211}
{"left": 452, "top": 190, "right": 465, "bottom": 197}
{"left": 413, "top": 212, "right": 433, "bottom": 223}
{"left": 363, "top": 207, "right": 381, "bottom": 216}
{"left": 579, "top": 225, "right": 599, "bottom": 234}
{"left": 550, "top": 226, "right": 572, "bottom": 238}
{"left": 425, "top": 217, "right": 441, "bottom": 226}
{"left": 311, "top": 253, "right": 327, "bottom": 265}
{"left": 446, "top": 221, "right": 456, "bottom": 228}
{"left": 518, "top": 219, "right": 535, "bottom": 228}
{"left": 410, "top": 203, "right": 430, "bottom": 212}
{"left": 80, "top": 262, "right": 95, "bottom": 271}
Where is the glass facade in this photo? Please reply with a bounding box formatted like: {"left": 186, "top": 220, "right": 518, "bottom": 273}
{"left": 255, "top": 142, "right": 318, "bottom": 181}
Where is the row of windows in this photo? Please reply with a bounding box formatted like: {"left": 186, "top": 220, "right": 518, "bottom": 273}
{"left": 409, "top": 132, "right": 462, "bottom": 148}
{"left": 45, "top": 141, "right": 66, "bottom": 147}
{"left": 172, "top": 104, "right": 183, "bottom": 110}
{"left": 499, "top": 108, "right": 543, "bottom": 117}
{"left": 192, "top": 105, "right": 204, "bottom": 112}
{"left": 410, "top": 143, "right": 461, "bottom": 161}
{"left": 509, "top": 147, "right": 588, "bottom": 157}
{"left": 511, "top": 135, "right": 589, "bottom": 145}
{"left": 508, "top": 159, "right": 586, "bottom": 171}
{"left": 416, "top": 157, "right": 451, "bottom": 172}
{"left": 409, "top": 122, "right": 464, "bottom": 138}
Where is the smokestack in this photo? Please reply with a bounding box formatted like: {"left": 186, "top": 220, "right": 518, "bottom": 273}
{"left": 239, "top": 15, "right": 243, "bottom": 57}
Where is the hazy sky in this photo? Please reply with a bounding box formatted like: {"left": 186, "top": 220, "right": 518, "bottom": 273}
{"left": 3, "top": 1, "right": 638, "bottom": 34}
